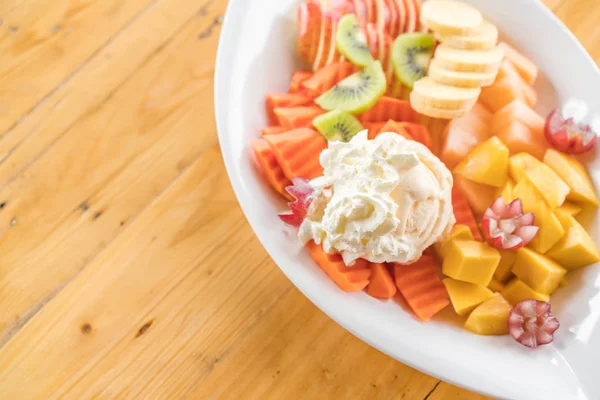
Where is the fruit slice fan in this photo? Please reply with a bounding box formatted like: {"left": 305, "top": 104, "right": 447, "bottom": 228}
{"left": 250, "top": 0, "right": 600, "bottom": 347}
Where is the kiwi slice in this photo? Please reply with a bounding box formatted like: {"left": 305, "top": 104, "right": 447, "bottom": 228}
{"left": 315, "top": 61, "right": 387, "bottom": 114}
{"left": 336, "top": 14, "right": 374, "bottom": 67}
{"left": 391, "top": 33, "right": 435, "bottom": 88}
{"left": 313, "top": 110, "right": 364, "bottom": 142}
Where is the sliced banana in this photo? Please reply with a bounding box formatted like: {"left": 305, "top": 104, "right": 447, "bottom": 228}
{"left": 436, "top": 20, "right": 499, "bottom": 50}
{"left": 410, "top": 91, "right": 474, "bottom": 119}
{"left": 420, "top": 0, "right": 482, "bottom": 36}
{"left": 412, "top": 77, "right": 480, "bottom": 110}
{"left": 434, "top": 43, "right": 504, "bottom": 73}
{"left": 428, "top": 59, "right": 497, "bottom": 88}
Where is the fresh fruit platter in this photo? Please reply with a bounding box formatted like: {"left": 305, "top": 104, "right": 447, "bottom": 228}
{"left": 250, "top": 0, "right": 600, "bottom": 349}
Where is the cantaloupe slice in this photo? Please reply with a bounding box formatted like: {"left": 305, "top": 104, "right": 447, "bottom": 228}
{"left": 439, "top": 106, "right": 490, "bottom": 169}
{"left": 264, "top": 128, "right": 327, "bottom": 180}
{"left": 495, "top": 120, "right": 547, "bottom": 160}
{"left": 490, "top": 99, "right": 544, "bottom": 138}
{"left": 497, "top": 42, "right": 539, "bottom": 86}
{"left": 496, "top": 60, "right": 536, "bottom": 106}
{"left": 479, "top": 76, "right": 527, "bottom": 113}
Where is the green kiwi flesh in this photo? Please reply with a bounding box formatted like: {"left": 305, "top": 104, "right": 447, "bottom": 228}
{"left": 315, "top": 61, "right": 386, "bottom": 114}
{"left": 336, "top": 14, "right": 374, "bottom": 67}
{"left": 392, "top": 33, "right": 435, "bottom": 88}
{"left": 313, "top": 110, "right": 364, "bottom": 142}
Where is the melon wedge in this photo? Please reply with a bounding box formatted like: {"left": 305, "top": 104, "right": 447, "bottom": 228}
{"left": 497, "top": 41, "right": 538, "bottom": 85}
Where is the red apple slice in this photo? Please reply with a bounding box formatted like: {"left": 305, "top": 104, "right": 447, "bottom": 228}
{"left": 298, "top": 2, "right": 323, "bottom": 63}
{"left": 384, "top": 0, "right": 399, "bottom": 37}
{"left": 365, "top": 0, "right": 378, "bottom": 23}
{"left": 481, "top": 197, "right": 539, "bottom": 251}
{"left": 375, "top": 0, "right": 391, "bottom": 36}
{"left": 365, "top": 23, "right": 380, "bottom": 59}
{"left": 508, "top": 299, "right": 560, "bottom": 348}
{"left": 278, "top": 178, "right": 315, "bottom": 227}
{"left": 545, "top": 100, "right": 598, "bottom": 154}
{"left": 353, "top": 0, "right": 370, "bottom": 26}
{"left": 391, "top": 0, "right": 406, "bottom": 34}
{"left": 403, "top": 0, "right": 417, "bottom": 32}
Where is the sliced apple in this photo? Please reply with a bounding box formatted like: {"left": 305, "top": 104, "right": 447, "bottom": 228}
{"left": 298, "top": 2, "right": 323, "bottom": 64}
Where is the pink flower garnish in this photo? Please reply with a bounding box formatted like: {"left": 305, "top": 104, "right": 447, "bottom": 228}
{"left": 508, "top": 299, "right": 560, "bottom": 348}
{"left": 481, "top": 196, "right": 539, "bottom": 251}
{"left": 278, "top": 178, "right": 314, "bottom": 227}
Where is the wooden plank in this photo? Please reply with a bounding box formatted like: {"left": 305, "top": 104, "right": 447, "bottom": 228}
{"left": 0, "top": 148, "right": 292, "bottom": 399}
{"left": 184, "top": 287, "right": 440, "bottom": 400}
{"left": 0, "top": 0, "right": 227, "bottom": 341}
{"left": 0, "top": 0, "right": 156, "bottom": 133}
{"left": 552, "top": 0, "right": 600, "bottom": 64}
{"left": 0, "top": 0, "right": 217, "bottom": 189}
{"left": 428, "top": 382, "right": 493, "bottom": 400}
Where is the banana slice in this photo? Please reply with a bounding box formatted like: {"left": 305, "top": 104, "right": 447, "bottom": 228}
{"left": 410, "top": 92, "right": 474, "bottom": 119}
{"left": 412, "top": 77, "right": 480, "bottom": 110}
{"left": 436, "top": 20, "right": 499, "bottom": 50}
{"left": 420, "top": 0, "right": 482, "bottom": 36}
{"left": 428, "top": 59, "right": 497, "bottom": 88}
{"left": 434, "top": 43, "right": 504, "bottom": 73}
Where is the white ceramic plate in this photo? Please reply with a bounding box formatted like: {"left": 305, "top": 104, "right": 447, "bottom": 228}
{"left": 215, "top": 1, "right": 600, "bottom": 398}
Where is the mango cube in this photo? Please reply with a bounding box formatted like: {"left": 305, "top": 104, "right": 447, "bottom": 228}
{"left": 558, "top": 202, "right": 582, "bottom": 217}
{"left": 465, "top": 293, "right": 512, "bottom": 335}
{"left": 544, "top": 149, "right": 598, "bottom": 206}
{"left": 501, "top": 278, "right": 550, "bottom": 305}
{"left": 508, "top": 152, "right": 541, "bottom": 182}
{"left": 524, "top": 164, "right": 570, "bottom": 209}
{"left": 512, "top": 248, "right": 566, "bottom": 294}
{"left": 494, "top": 250, "right": 517, "bottom": 282}
{"left": 454, "top": 137, "right": 509, "bottom": 188}
{"left": 546, "top": 215, "right": 600, "bottom": 270}
{"left": 435, "top": 224, "right": 474, "bottom": 260}
{"left": 453, "top": 175, "right": 496, "bottom": 216}
{"left": 488, "top": 278, "right": 505, "bottom": 293}
{"left": 513, "top": 178, "right": 565, "bottom": 253}
{"left": 442, "top": 240, "right": 501, "bottom": 286}
{"left": 443, "top": 278, "right": 494, "bottom": 316}
{"left": 495, "top": 178, "right": 515, "bottom": 203}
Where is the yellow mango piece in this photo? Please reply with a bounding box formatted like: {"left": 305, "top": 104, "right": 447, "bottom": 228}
{"left": 454, "top": 137, "right": 509, "bottom": 188}
{"left": 513, "top": 178, "right": 565, "bottom": 253}
{"left": 512, "top": 248, "right": 566, "bottom": 294}
{"left": 444, "top": 279, "right": 494, "bottom": 316}
{"left": 442, "top": 240, "right": 501, "bottom": 286}
{"left": 524, "top": 164, "right": 570, "bottom": 209}
{"left": 435, "top": 224, "right": 474, "bottom": 260}
{"left": 453, "top": 175, "right": 496, "bottom": 216}
{"left": 544, "top": 149, "right": 598, "bottom": 206}
{"left": 488, "top": 278, "right": 505, "bottom": 293}
{"left": 495, "top": 178, "right": 515, "bottom": 203}
{"left": 501, "top": 278, "right": 550, "bottom": 305}
{"left": 508, "top": 152, "right": 541, "bottom": 182}
{"left": 494, "top": 250, "right": 517, "bottom": 282}
{"left": 558, "top": 202, "right": 582, "bottom": 217}
{"left": 465, "top": 293, "right": 512, "bottom": 335}
{"left": 546, "top": 216, "right": 600, "bottom": 270}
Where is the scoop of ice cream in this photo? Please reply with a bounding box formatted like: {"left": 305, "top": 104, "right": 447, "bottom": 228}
{"left": 299, "top": 130, "right": 455, "bottom": 265}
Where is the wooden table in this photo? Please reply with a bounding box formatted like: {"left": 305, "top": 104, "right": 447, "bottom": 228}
{"left": 0, "top": 0, "right": 597, "bottom": 398}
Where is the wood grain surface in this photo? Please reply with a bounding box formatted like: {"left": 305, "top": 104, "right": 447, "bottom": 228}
{"left": 0, "top": 0, "right": 596, "bottom": 398}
